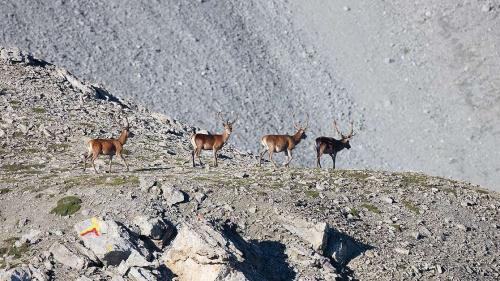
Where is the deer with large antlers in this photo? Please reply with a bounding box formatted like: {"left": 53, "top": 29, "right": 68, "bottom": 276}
{"left": 191, "top": 112, "right": 238, "bottom": 167}
{"left": 315, "top": 120, "right": 354, "bottom": 169}
{"left": 258, "top": 117, "right": 308, "bottom": 168}
{"left": 83, "top": 117, "right": 134, "bottom": 173}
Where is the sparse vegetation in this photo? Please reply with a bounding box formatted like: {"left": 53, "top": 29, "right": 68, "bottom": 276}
{"left": 360, "top": 203, "right": 382, "bottom": 214}
{"left": 50, "top": 196, "right": 82, "bottom": 216}
{"left": 391, "top": 224, "right": 402, "bottom": 232}
{"left": 32, "top": 107, "right": 47, "bottom": 114}
{"left": 400, "top": 172, "right": 427, "bottom": 187}
{"left": 1, "top": 163, "right": 45, "bottom": 174}
{"left": 350, "top": 208, "right": 360, "bottom": 217}
{"left": 402, "top": 199, "right": 420, "bottom": 214}
{"left": 0, "top": 237, "right": 29, "bottom": 262}
{"left": 442, "top": 187, "right": 458, "bottom": 197}
{"left": 0, "top": 188, "right": 11, "bottom": 195}
{"left": 305, "top": 190, "right": 319, "bottom": 198}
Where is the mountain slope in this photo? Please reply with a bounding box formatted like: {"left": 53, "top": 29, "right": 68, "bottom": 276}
{"left": 1, "top": 48, "right": 499, "bottom": 280}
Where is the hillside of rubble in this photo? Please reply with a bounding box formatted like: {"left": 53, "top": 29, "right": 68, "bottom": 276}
{"left": 0, "top": 48, "right": 499, "bottom": 280}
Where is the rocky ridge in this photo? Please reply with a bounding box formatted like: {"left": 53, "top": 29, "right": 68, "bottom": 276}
{"left": 0, "top": 48, "right": 499, "bottom": 280}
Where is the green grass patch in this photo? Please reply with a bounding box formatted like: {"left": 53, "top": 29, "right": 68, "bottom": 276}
{"left": 360, "top": 203, "right": 381, "bottom": 214}
{"left": 400, "top": 172, "right": 427, "bottom": 187}
{"left": 50, "top": 196, "right": 82, "bottom": 216}
{"left": 350, "top": 208, "right": 360, "bottom": 217}
{"left": 476, "top": 189, "right": 489, "bottom": 194}
{"left": 1, "top": 163, "right": 45, "bottom": 174}
{"left": 442, "top": 187, "right": 457, "bottom": 197}
{"left": 402, "top": 199, "right": 420, "bottom": 214}
{"left": 344, "top": 170, "right": 370, "bottom": 181}
{"left": 0, "top": 188, "right": 11, "bottom": 195}
{"left": 93, "top": 175, "right": 139, "bottom": 186}
{"left": 391, "top": 224, "right": 402, "bottom": 232}
{"left": 305, "top": 190, "right": 320, "bottom": 198}
{"left": 32, "top": 107, "right": 47, "bottom": 114}
{"left": 0, "top": 237, "right": 29, "bottom": 260}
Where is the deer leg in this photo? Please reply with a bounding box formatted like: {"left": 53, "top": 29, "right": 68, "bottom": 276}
{"left": 213, "top": 149, "right": 218, "bottom": 167}
{"left": 258, "top": 146, "right": 267, "bottom": 167}
{"left": 196, "top": 148, "right": 203, "bottom": 166}
{"left": 118, "top": 153, "right": 129, "bottom": 172}
{"left": 83, "top": 153, "right": 91, "bottom": 171}
{"left": 269, "top": 151, "right": 277, "bottom": 168}
{"left": 91, "top": 153, "right": 99, "bottom": 174}
{"left": 284, "top": 149, "right": 293, "bottom": 167}
{"left": 191, "top": 150, "right": 196, "bottom": 167}
{"left": 108, "top": 155, "right": 113, "bottom": 173}
{"left": 331, "top": 153, "right": 337, "bottom": 170}
{"left": 316, "top": 145, "right": 323, "bottom": 168}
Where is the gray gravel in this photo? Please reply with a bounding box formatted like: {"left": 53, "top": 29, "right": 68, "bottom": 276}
{"left": 1, "top": 0, "right": 499, "bottom": 190}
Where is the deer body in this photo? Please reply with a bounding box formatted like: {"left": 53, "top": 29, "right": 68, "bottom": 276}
{"left": 258, "top": 119, "right": 308, "bottom": 168}
{"left": 191, "top": 112, "right": 238, "bottom": 167}
{"left": 315, "top": 120, "right": 354, "bottom": 169}
{"left": 83, "top": 119, "right": 133, "bottom": 173}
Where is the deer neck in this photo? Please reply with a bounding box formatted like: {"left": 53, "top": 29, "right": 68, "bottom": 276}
{"left": 221, "top": 129, "right": 231, "bottom": 142}
{"left": 118, "top": 129, "right": 128, "bottom": 145}
{"left": 292, "top": 130, "right": 303, "bottom": 144}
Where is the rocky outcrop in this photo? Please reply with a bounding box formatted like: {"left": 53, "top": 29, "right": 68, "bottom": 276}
{"left": 74, "top": 217, "right": 138, "bottom": 266}
{"left": 162, "top": 221, "right": 248, "bottom": 281}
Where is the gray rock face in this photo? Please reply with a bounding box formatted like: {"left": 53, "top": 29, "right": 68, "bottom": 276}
{"left": 49, "top": 242, "right": 90, "bottom": 270}
{"left": 127, "top": 267, "right": 156, "bottom": 281}
{"left": 74, "top": 218, "right": 136, "bottom": 266}
{"left": 162, "top": 186, "right": 187, "bottom": 206}
{"left": 282, "top": 218, "right": 328, "bottom": 253}
{"left": 133, "top": 216, "right": 174, "bottom": 241}
{"left": 162, "top": 221, "right": 247, "bottom": 281}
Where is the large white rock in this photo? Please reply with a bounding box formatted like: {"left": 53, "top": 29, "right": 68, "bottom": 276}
{"left": 74, "top": 217, "right": 136, "bottom": 266}
{"left": 282, "top": 217, "right": 329, "bottom": 253}
{"left": 162, "top": 221, "right": 248, "bottom": 281}
{"left": 49, "top": 242, "right": 90, "bottom": 270}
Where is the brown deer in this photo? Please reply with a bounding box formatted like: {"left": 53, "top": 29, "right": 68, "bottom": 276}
{"left": 258, "top": 117, "right": 308, "bottom": 168}
{"left": 191, "top": 112, "right": 238, "bottom": 167}
{"left": 83, "top": 117, "right": 134, "bottom": 173}
{"left": 315, "top": 120, "right": 354, "bottom": 169}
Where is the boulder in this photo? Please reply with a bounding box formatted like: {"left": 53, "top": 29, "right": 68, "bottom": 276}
{"left": 127, "top": 267, "right": 157, "bottom": 281}
{"left": 133, "top": 216, "right": 174, "bottom": 241}
{"left": 282, "top": 217, "right": 328, "bottom": 253}
{"left": 0, "top": 265, "right": 47, "bottom": 281}
{"left": 162, "top": 221, "right": 247, "bottom": 281}
{"left": 161, "top": 186, "right": 187, "bottom": 206}
{"left": 49, "top": 242, "right": 90, "bottom": 270}
{"left": 115, "top": 250, "right": 152, "bottom": 276}
{"left": 74, "top": 217, "right": 136, "bottom": 265}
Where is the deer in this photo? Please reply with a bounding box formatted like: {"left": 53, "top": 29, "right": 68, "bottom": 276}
{"left": 191, "top": 112, "right": 238, "bottom": 167}
{"left": 258, "top": 116, "right": 308, "bottom": 168}
{"left": 83, "top": 117, "right": 134, "bottom": 173}
{"left": 315, "top": 120, "right": 354, "bottom": 169}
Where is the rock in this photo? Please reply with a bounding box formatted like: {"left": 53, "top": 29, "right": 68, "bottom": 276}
{"left": 127, "top": 267, "right": 157, "bottom": 281}
{"left": 248, "top": 207, "right": 257, "bottom": 214}
{"left": 139, "top": 177, "right": 157, "bottom": 192}
{"left": 394, "top": 247, "right": 410, "bottom": 255}
{"left": 456, "top": 224, "right": 469, "bottom": 232}
{"left": 76, "top": 277, "right": 93, "bottom": 281}
{"left": 482, "top": 4, "right": 492, "bottom": 12}
{"left": 282, "top": 217, "right": 328, "bottom": 253}
{"left": 436, "top": 264, "right": 444, "bottom": 274}
{"left": 384, "top": 57, "right": 395, "bottom": 64}
{"left": 74, "top": 217, "right": 136, "bottom": 265}
{"left": 19, "top": 229, "right": 42, "bottom": 245}
{"left": 383, "top": 197, "right": 394, "bottom": 204}
{"left": 162, "top": 185, "right": 187, "bottom": 206}
{"left": 325, "top": 230, "right": 364, "bottom": 265}
{"left": 194, "top": 192, "right": 207, "bottom": 203}
{"left": 0, "top": 267, "right": 31, "bottom": 281}
{"left": 49, "top": 242, "right": 90, "bottom": 270}
{"left": 116, "top": 250, "right": 152, "bottom": 276}
{"left": 343, "top": 6, "right": 350, "bottom": 11}
{"left": 133, "top": 216, "right": 174, "bottom": 241}
{"left": 162, "top": 221, "right": 246, "bottom": 281}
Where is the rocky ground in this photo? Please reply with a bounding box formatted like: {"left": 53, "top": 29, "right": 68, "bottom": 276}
{"left": 0, "top": 49, "right": 499, "bottom": 280}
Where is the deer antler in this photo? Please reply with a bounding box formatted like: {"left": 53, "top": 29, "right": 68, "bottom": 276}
{"left": 216, "top": 111, "right": 227, "bottom": 123}
{"left": 303, "top": 113, "right": 310, "bottom": 129}
{"left": 345, "top": 121, "right": 354, "bottom": 139}
{"left": 124, "top": 117, "right": 129, "bottom": 129}
{"left": 230, "top": 113, "right": 239, "bottom": 125}
{"left": 333, "top": 120, "right": 344, "bottom": 138}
